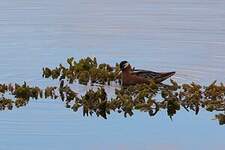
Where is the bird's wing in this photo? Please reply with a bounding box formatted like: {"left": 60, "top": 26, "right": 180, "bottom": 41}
{"left": 132, "top": 69, "right": 161, "bottom": 79}
{"left": 132, "top": 69, "right": 175, "bottom": 82}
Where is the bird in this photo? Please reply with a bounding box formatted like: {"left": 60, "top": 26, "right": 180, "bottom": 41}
{"left": 116, "top": 61, "right": 175, "bottom": 86}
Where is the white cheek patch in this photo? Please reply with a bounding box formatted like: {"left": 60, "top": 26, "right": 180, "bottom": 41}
{"left": 124, "top": 63, "right": 129, "bottom": 69}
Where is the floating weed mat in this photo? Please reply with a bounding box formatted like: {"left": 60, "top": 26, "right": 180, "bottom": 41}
{"left": 0, "top": 82, "right": 58, "bottom": 110}
{"left": 0, "top": 57, "right": 225, "bottom": 126}
{"left": 42, "top": 57, "right": 121, "bottom": 85}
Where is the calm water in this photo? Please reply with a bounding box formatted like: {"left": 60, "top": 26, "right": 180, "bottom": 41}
{"left": 0, "top": 0, "right": 225, "bottom": 150}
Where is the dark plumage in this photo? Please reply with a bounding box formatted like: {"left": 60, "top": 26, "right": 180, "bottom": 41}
{"left": 118, "top": 61, "right": 175, "bottom": 86}
{"left": 132, "top": 69, "right": 176, "bottom": 83}
{"left": 120, "top": 61, "right": 129, "bottom": 71}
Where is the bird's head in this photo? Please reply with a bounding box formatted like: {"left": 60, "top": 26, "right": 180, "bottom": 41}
{"left": 119, "top": 61, "right": 131, "bottom": 71}
{"left": 115, "top": 61, "right": 131, "bottom": 79}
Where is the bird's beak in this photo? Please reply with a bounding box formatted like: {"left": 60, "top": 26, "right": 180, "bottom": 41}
{"left": 115, "top": 71, "right": 122, "bottom": 79}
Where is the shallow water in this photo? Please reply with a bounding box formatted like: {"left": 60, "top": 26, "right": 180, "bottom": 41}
{"left": 0, "top": 0, "right": 225, "bottom": 149}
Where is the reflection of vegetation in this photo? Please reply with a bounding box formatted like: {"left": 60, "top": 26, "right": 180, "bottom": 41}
{"left": 1, "top": 57, "right": 225, "bottom": 126}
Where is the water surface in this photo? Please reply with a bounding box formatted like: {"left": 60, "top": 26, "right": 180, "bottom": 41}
{"left": 0, "top": 0, "right": 225, "bottom": 150}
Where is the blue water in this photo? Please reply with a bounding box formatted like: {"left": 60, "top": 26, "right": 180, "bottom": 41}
{"left": 0, "top": 0, "right": 225, "bottom": 149}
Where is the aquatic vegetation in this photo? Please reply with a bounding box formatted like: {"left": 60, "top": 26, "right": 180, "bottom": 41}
{"left": 15, "top": 98, "right": 28, "bottom": 108}
{"left": 44, "top": 86, "right": 58, "bottom": 99}
{"left": 0, "top": 84, "right": 8, "bottom": 94}
{"left": 64, "top": 80, "right": 224, "bottom": 122}
{"left": 42, "top": 57, "right": 120, "bottom": 85}
{"left": 1, "top": 57, "right": 225, "bottom": 126}
{"left": 214, "top": 113, "right": 225, "bottom": 125}
{"left": 0, "top": 97, "right": 13, "bottom": 110}
{"left": 0, "top": 83, "right": 59, "bottom": 110}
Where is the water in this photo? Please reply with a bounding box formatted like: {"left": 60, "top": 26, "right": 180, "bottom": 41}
{"left": 0, "top": 0, "right": 225, "bottom": 149}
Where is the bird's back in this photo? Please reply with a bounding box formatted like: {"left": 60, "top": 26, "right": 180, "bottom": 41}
{"left": 132, "top": 69, "right": 175, "bottom": 83}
